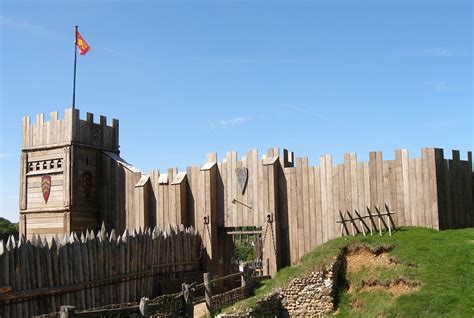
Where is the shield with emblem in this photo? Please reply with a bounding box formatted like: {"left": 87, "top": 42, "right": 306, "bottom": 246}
{"left": 41, "top": 175, "right": 51, "bottom": 203}
{"left": 83, "top": 171, "right": 92, "bottom": 200}
{"left": 235, "top": 167, "right": 249, "bottom": 194}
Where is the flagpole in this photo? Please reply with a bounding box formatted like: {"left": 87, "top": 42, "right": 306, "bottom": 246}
{"left": 72, "top": 25, "right": 78, "bottom": 109}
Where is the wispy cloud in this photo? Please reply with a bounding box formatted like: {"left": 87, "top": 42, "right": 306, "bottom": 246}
{"left": 0, "top": 16, "right": 49, "bottom": 36}
{"left": 422, "top": 48, "right": 455, "bottom": 57}
{"left": 0, "top": 153, "right": 13, "bottom": 160}
{"left": 424, "top": 80, "right": 462, "bottom": 92}
{"left": 287, "top": 105, "right": 328, "bottom": 120}
{"left": 391, "top": 47, "right": 459, "bottom": 59}
{"left": 211, "top": 116, "right": 249, "bottom": 128}
{"left": 188, "top": 57, "right": 318, "bottom": 65}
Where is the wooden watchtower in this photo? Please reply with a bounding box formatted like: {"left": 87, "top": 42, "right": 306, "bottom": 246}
{"left": 19, "top": 108, "right": 119, "bottom": 239}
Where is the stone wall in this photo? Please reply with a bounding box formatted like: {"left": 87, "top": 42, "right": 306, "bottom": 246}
{"left": 223, "top": 254, "right": 345, "bottom": 317}
{"left": 212, "top": 284, "right": 252, "bottom": 312}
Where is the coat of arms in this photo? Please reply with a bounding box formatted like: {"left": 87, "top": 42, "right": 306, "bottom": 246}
{"left": 235, "top": 167, "right": 249, "bottom": 194}
{"left": 83, "top": 171, "right": 92, "bottom": 200}
{"left": 41, "top": 175, "right": 51, "bottom": 203}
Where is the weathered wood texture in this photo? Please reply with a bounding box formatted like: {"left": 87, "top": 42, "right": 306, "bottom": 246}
{"left": 0, "top": 226, "right": 201, "bottom": 318}
{"left": 283, "top": 148, "right": 473, "bottom": 265}
{"left": 20, "top": 110, "right": 472, "bottom": 278}
{"left": 22, "top": 109, "right": 118, "bottom": 151}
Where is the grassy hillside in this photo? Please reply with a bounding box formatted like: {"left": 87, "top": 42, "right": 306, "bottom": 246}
{"left": 0, "top": 217, "right": 19, "bottom": 241}
{"left": 225, "top": 227, "right": 474, "bottom": 317}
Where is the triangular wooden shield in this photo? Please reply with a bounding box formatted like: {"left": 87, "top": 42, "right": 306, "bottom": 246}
{"left": 41, "top": 175, "right": 51, "bottom": 203}
{"left": 83, "top": 171, "right": 92, "bottom": 200}
{"left": 235, "top": 167, "right": 248, "bottom": 194}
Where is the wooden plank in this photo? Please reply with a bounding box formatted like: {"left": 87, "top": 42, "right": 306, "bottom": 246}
{"left": 258, "top": 159, "right": 264, "bottom": 226}
{"left": 231, "top": 151, "right": 238, "bottom": 227}
{"left": 409, "top": 158, "right": 417, "bottom": 226}
{"left": 357, "top": 162, "right": 365, "bottom": 217}
{"left": 308, "top": 165, "right": 316, "bottom": 250}
{"left": 375, "top": 152, "right": 384, "bottom": 210}
{"left": 344, "top": 154, "right": 352, "bottom": 213}
{"left": 432, "top": 149, "right": 446, "bottom": 229}
{"left": 226, "top": 152, "right": 233, "bottom": 227}
{"left": 314, "top": 166, "right": 323, "bottom": 247}
{"left": 466, "top": 151, "right": 473, "bottom": 227}
{"left": 302, "top": 157, "right": 310, "bottom": 254}
{"left": 428, "top": 148, "right": 440, "bottom": 230}
{"left": 332, "top": 163, "right": 341, "bottom": 239}
{"left": 243, "top": 151, "right": 253, "bottom": 227}
{"left": 415, "top": 158, "right": 425, "bottom": 227}
{"left": 337, "top": 164, "right": 345, "bottom": 230}
{"left": 369, "top": 152, "right": 377, "bottom": 210}
{"left": 388, "top": 160, "right": 398, "bottom": 226}
{"left": 325, "top": 155, "right": 334, "bottom": 242}
{"left": 401, "top": 149, "right": 410, "bottom": 227}
{"left": 251, "top": 150, "right": 259, "bottom": 227}
{"left": 220, "top": 161, "right": 227, "bottom": 227}
{"left": 262, "top": 158, "right": 269, "bottom": 227}
{"left": 421, "top": 148, "right": 432, "bottom": 229}
{"left": 319, "top": 156, "right": 328, "bottom": 243}
{"left": 363, "top": 162, "right": 370, "bottom": 218}
{"left": 289, "top": 167, "right": 298, "bottom": 264}
{"left": 236, "top": 159, "right": 243, "bottom": 226}
{"left": 350, "top": 153, "right": 358, "bottom": 214}
{"left": 295, "top": 157, "right": 304, "bottom": 259}
{"left": 242, "top": 156, "right": 249, "bottom": 227}
{"left": 382, "top": 161, "right": 391, "bottom": 221}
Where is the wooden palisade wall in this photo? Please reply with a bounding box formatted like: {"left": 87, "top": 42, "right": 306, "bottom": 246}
{"left": 20, "top": 109, "right": 473, "bottom": 277}
{"left": 0, "top": 225, "right": 200, "bottom": 318}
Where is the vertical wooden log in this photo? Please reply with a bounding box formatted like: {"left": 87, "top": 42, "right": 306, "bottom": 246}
{"left": 308, "top": 165, "right": 316, "bottom": 250}
{"left": 409, "top": 159, "right": 418, "bottom": 226}
{"left": 44, "top": 240, "right": 56, "bottom": 313}
{"left": 422, "top": 148, "right": 433, "bottom": 229}
{"left": 302, "top": 157, "right": 310, "bottom": 255}
{"left": 428, "top": 148, "right": 440, "bottom": 230}
{"left": 319, "top": 156, "right": 328, "bottom": 243}
{"left": 325, "top": 155, "right": 334, "bottom": 242}
{"left": 60, "top": 305, "right": 75, "bottom": 318}
{"left": 139, "top": 297, "right": 149, "bottom": 317}
{"left": 80, "top": 234, "right": 91, "bottom": 309}
{"left": 204, "top": 272, "right": 212, "bottom": 316}
{"left": 344, "top": 153, "right": 352, "bottom": 213}
{"left": 3, "top": 238, "right": 11, "bottom": 318}
{"left": 314, "top": 166, "right": 323, "bottom": 247}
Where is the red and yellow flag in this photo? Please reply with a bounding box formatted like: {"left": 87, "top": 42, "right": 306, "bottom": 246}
{"left": 76, "top": 31, "right": 90, "bottom": 55}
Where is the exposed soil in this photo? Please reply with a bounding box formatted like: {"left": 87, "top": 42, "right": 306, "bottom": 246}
{"left": 360, "top": 278, "right": 420, "bottom": 296}
{"left": 344, "top": 245, "right": 419, "bottom": 298}
{"left": 345, "top": 248, "right": 393, "bottom": 274}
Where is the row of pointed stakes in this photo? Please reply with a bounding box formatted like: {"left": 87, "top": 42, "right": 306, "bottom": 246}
{"left": 0, "top": 223, "right": 201, "bottom": 318}
{"left": 0, "top": 223, "right": 198, "bottom": 253}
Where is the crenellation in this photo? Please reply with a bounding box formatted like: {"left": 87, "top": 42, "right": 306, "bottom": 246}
{"left": 452, "top": 150, "right": 460, "bottom": 161}
{"left": 22, "top": 108, "right": 119, "bottom": 150}
{"left": 100, "top": 115, "right": 107, "bottom": 125}
{"left": 86, "top": 112, "right": 94, "bottom": 123}
{"left": 36, "top": 113, "right": 44, "bottom": 124}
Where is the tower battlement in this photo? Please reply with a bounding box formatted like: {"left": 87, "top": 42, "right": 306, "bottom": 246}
{"left": 22, "top": 108, "right": 119, "bottom": 151}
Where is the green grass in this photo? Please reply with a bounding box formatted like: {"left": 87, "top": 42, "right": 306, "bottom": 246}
{"left": 223, "top": 227, "right": 474, "bottom": 317}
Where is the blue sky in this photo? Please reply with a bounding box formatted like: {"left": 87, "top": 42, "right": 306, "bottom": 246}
{"left": 1, "top": 0, "right": 472, "bottom": 222}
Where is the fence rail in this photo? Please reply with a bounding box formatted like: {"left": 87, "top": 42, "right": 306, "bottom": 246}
{"left": 338, "top": 205, "right": 396, "bottom": 237}
{"left": 0, "top": 224, "right": 201, "bottom": 318}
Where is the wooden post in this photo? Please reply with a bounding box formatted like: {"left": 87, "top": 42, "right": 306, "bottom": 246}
{"left": 60, "top": 305, "right": 75, "bottom": 318}
{"left": 265, "top": 258, "right": 270, "bottom": 276}
{"left": 182, "top": 283, "right": 194, "bottom": 318}
{"left": 139, "top": 297, "right": 149, "bottom": 317}
{"left": 204, "top": 272, "right": 212, "bottom": 316}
